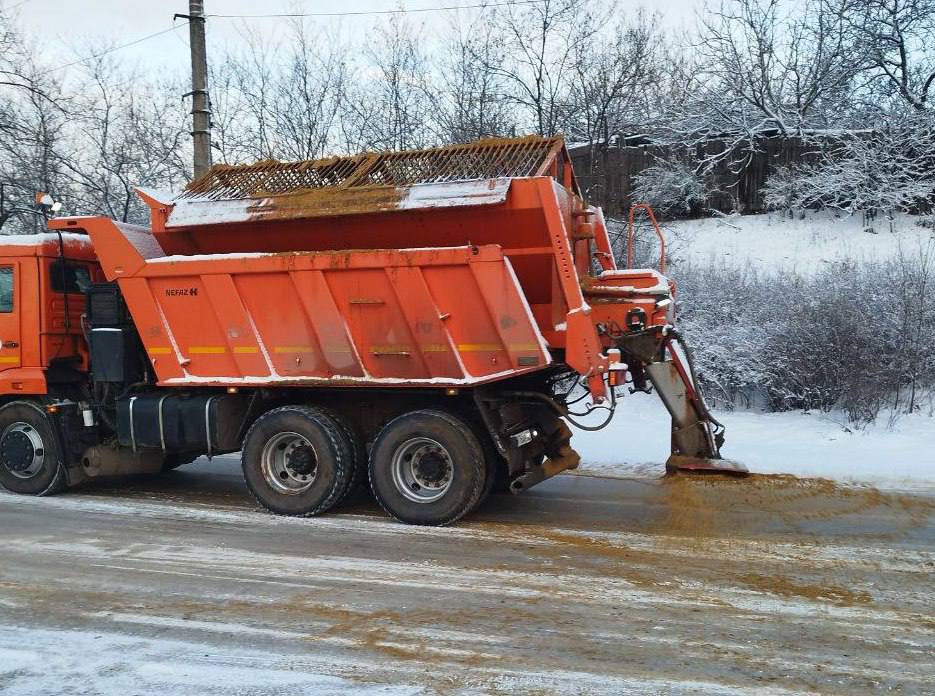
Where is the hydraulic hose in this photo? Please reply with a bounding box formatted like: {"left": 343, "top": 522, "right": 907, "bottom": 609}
{"left": 668, "top": 329, "right": 725, "bottom": 433}
{"left": 503, "top": 387, "right": 618, "bottom": 431}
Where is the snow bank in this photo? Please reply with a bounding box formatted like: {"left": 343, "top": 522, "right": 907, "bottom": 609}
{"left": 572, "top": 392, "right": 935, "bottom": 490}
{"left": 662, "top": 211, "right": 933, "bottom": 273}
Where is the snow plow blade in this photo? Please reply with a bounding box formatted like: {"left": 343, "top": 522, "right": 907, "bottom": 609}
{"left": 665, "top": 455, "right": 748, "bottom": 475}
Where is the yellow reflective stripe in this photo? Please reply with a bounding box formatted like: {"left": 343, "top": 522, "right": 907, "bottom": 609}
{"left": 148, "top": 347, "right": 171, "bottom": 355}
{"left": 233, "top": 346, "right": 259, "bottom": 354}
{"left": 455, "top": 343, "right": 541, "bottom": 353}
{"left": 274, "top": 346, "right": 315, "bottom": 353}
{"left": 370, "top": 344, "right": 412, "bottom": 353}
{"left": 0, "top": 356, "right": 19, "bottom": 363}
{"left": 421, "top": 344, "right": 449, "bottom": 353}
{"left": 457, "top": 343, "right": 503, "bottom": 352}
{"left": 188, "top": 346, "right": 226, "bottom": 354}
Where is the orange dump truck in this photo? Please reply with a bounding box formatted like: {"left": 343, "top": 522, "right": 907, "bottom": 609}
{"left": 0, "top": 137, "right": 740, "bottom": 525}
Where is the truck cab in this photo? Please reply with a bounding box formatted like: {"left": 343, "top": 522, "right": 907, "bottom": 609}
{"left": 0, "top": 232, "right": 101, "bottom": 395}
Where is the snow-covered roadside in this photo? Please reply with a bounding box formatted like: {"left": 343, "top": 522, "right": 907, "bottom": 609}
{"left": 659, "top": 211, "right": 933, "bottom": 273}
{"left": 571, "top": 392, "right": 935, "bottom": 490}
{"left": 0, "top": 624, "right": 420, "bottom": 696}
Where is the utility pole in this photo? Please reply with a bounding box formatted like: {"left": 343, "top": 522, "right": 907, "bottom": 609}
{"left": 176, "top": 1, "right": 212, "bottom": 179}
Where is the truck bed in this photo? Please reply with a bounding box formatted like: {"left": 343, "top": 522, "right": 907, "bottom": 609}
{"left": 67, "top": 217, "right": 550, "bottom": 387}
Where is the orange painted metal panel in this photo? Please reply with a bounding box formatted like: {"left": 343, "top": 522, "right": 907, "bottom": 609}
{"left": 75, "top": 216, "right": 551, "bottom": 388}
{"left": 289, "top": 271, "right": 365, "bottom": 377}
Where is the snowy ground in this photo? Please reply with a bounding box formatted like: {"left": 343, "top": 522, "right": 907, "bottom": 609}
{"left": 658, "top": 210, "right": 933, "bottom": 273}
{"left": 572, "top": 392, "right": 935, "bottom": 490}
{"left": 1, "top": 463, "right": 933, "bottom": 695}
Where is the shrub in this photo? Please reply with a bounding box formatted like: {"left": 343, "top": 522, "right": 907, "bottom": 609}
{"left": 632, "top": 159, "right": 709, "bottom": 215}
{"left": 673, "top": 243, "right": 935, "bottom": 424}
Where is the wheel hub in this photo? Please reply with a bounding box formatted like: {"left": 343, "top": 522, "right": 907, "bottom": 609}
{"left": 260, "top": 432, "right": 318, "bottom": 495}
{"left": 391, "top": 437, "right": 455, "bottom": 504}
{"left": 286, "top": 444, "right": 317, "bottom": 476}
{"left": 0, "top": 423, "right": 45, "bottom": 479}
{"left": 411, "top": 449, "right": 451, "bottom": 488}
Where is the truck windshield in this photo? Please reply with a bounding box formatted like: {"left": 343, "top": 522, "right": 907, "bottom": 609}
{"left": 51, "top": 261, "right": 91, "bottom": 294}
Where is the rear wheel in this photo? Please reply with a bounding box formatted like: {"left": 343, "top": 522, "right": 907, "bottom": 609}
{"left": 369, "top": 409, "right": 486, "bottom": 525}
{"left": 242, "top": 406, "right": 353, "bottom": 517}
{"left": 0, "top": 402, "right": 66, "bottom": 496}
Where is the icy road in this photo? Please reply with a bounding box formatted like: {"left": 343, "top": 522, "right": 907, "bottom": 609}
{"left": 0, "top": 458, "right": 933, "bottom": 695}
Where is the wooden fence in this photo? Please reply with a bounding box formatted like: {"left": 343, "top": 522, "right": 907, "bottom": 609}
{"left": 568, "top": 134, "right": 826, "bottom": 217}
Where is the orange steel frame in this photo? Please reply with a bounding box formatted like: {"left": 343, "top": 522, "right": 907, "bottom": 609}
{"left": 627, "top": 203, "right": 667, "bottom": 273}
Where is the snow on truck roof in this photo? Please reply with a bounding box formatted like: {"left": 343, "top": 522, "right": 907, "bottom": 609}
{"left": 0, "top": 231, "right": 94, "bottom": 257}
{"left": 137, "top": 136, "right": 580, "bottom": 229}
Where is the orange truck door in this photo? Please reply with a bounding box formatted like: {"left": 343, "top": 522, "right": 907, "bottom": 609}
{"left": 0, "top": 263, "right": 22, "bottom": 369}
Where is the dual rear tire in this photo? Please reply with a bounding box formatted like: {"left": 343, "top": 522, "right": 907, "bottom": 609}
{"left": 368, "top": 410, "right": 488, "bottom": 526}
{"left": 243, "top": 406, "right": 493, "bottom": 525}
{"left": 241, "top": 405, "right": 356, "bottom": 517}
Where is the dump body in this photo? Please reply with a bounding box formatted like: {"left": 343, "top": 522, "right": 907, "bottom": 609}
{"left": 62, "top": 141, "right": 670, "bottom": 397}
{"left": 67, "top": 217, "right": 551, "bottom": 387}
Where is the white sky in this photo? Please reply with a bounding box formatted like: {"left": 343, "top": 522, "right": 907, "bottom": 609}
{"left": 6, "top": 0, "right": 704, "bottom": 78}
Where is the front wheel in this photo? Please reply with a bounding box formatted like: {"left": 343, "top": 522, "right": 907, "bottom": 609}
{"left": 0, "top": 401, "right": 66, "bottom": 496}
{"left": 369, "top": 410, "right": 486, "bottom": 526}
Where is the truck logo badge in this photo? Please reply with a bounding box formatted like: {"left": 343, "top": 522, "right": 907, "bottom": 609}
{"left": 165, "top": 287, "right": 198, "bottom": 297}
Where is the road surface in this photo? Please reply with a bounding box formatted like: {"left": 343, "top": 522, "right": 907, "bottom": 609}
{"left": 1, "top": 457, "right": 933, "bottom": 695}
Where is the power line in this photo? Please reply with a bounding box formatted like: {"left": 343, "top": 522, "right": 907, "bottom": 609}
{"left": 32, "top": 0, "right": 541, "bottom": 77}
{"left": 208, "top": 0, "right": 543, "bottom": 19}
{"left": 41, "top": 22, "right": 190, "bottom": 76}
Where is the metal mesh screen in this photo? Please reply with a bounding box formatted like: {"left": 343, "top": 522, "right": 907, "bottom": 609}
{"left": 179, "top": 136, "right": 565, "bottom": 201}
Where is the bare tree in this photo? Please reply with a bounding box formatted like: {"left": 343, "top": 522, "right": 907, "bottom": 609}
{"left": 272, "top": 20, "right": 349, "bottom": 161}
{"left": 488, "top": 0, "right": 598, "bottom": 136}
{"left": 564, "top": 7, "right": 662, "bottom": 208}
{"left": 566, "top": 8, "right": 660, "bottom": 147}
{"left": 695, "top": 0, "right": 855, "bottom": 135}
{"left": 57, "top": 52, "right": 189, "bottom": 222}
{"left": 436, "top": 11, "right": 515, "bottom": 143}
{"left": 224, "top": 29, "right": 279, "bottom": 160}
{"left": 843, "top": 0, "right": 935, "bottom": 112}
{"left": 0, "top": 12, "right": 71, "bottom": 233}
{"left": 342, "top": 14, "right": 433, "bottom": 152}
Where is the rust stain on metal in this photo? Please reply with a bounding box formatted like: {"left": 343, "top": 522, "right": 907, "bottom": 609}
{"left": 246, "top": 186, "right": 406, "bottom": 221}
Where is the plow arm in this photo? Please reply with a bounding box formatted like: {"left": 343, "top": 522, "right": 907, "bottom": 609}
{"left": 620, "top": 331, "right": 747, "bottom": 475}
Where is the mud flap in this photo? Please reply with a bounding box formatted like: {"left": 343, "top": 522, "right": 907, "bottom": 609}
{"left": 509, "top": 420, "right": 581, "bottom": 493}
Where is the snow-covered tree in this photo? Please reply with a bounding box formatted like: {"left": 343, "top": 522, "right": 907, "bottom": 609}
{"left": 762, "top": 115, "right": 935, "bottom": 215}
{"left": 843, "top": 0, "right": 935, "bottom": 112}
{"left": 632, "top": 158, "right": 711, "bottom": 214}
